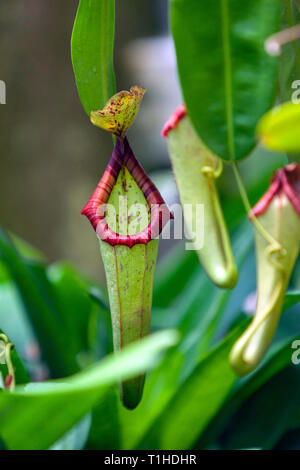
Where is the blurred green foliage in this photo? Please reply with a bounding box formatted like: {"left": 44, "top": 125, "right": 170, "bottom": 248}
{"left": 0, "top": 0, "right": 299, "bottom": 451}
{"left": 0, "top": 155, "right": 299, "bottom": 449}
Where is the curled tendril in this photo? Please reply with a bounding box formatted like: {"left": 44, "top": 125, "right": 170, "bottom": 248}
{"left": 0, "top": 333, "right": 9, "bottom": 343}
{"left": 0, "top": 334, "right": 15, "bottom": 392}
{"left": 201, "top": 158, "right": 223, "bottom": 179}
{"left": 232, "top": 161, "right": 287, "bottom": 270}
{"left": 266, "top": 243, "right": 287, "bottom": 272}
{"left": 0, "top": 348, "right": 5, "bottom": 362}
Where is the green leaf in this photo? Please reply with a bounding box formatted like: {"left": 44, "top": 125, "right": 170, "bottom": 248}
{"left": 138, "top": 322, "right": 247, "bottom": 450}
{"left": 0, "top": 330, "right": 178, "bottom": 450}
{"left": 221, "top": 366, "right": 300, "bottom": 449}
{"left": 88, "top": 285, "right": 109, "bottom": 311}
{"left": 85, "top": 388, "right": 120, "bottom": 449}
{"left": 153, "top": 243, "right": 199, "bottom": 308}
{"left": 0, "top": 281, "right": 35, "bottom": 356}
{"left": 46, "top": 262, "right": 94, "bottom": 358}
{"left": 274, "top": 427, "right": 300, "bottom": 450}
{"left": 197, "top": 325, "right": 300, "bottom": 447}
{"left": 283, "top": 289, "right": 300, "bottom": 310}
{"left": 0, "top": 231, "right": 109, "bottom": 377}
{"left": 9, "top": 233, "right": 46, "bottom": 264}
{"left": 71, "top": 0, "right": 116, "bottom": 115}
{"left": 0, "top": 438, "right": 6, "bottom": 450}
{"left": 170, "top": 0, "right": 281, "bottom": 160}
{"left": 49, "top": 414, "right": 91, "bottom": 450}
{"left": 0, "top": 228, "right": 77, "bottom": 377}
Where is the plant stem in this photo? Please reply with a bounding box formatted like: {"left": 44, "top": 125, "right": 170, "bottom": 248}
{"left": 231, "top": 161, "right": 282, "bottom": 250}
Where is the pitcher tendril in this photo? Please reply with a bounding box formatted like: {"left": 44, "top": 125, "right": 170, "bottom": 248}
{"left": 232, "top": 160, "right": 285, "bottom": 270}
{"left": 202, "top": 158, "right": 223, "bottom": 179}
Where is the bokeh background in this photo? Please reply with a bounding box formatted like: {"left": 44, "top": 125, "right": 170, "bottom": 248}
{"left": 0, "top": 0, "right": 288, "bottom": 283}
{"left": 1, "top": 2, "right": 300, "bottom": 450}
{"left": 0, "top": 0, "right": 182, "bottom": 281}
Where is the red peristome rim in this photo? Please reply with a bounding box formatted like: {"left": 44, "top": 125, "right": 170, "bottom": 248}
{"left": 250, "top": 178, "right": 281, "bottom": 218}
{"left": 81, "top": 137, "right": 173, "bottom": 248}
{"left": 4, "top": 374, "right": 13, "bottom": 389}
{"left": 161, "top": 104, "right": 186, "bottom": 137}
{"left": 251, "top": 163, "right": 300, "bottom": 217}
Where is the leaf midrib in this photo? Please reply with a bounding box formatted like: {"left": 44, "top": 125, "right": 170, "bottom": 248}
{"left": 100, "top": 0, "right": 112, "bottom": 104}
{"left": 221, "top": 0, "right": 235, "bottom": 159}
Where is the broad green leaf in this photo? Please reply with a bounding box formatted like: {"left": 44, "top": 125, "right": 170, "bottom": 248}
{"left": 143, "top": 324, "right": 300, "bottom": 450}
{"left": 170, "top": 0, "right": 281, "bottom": 160}
{"left": 0, "top": 330, "right": 178, "bottom": 450}
{"left": 0, "top": 282, "right": 35, "bottom": 356}
{"left": 0, "top": 231, "right": 107, "bottom": 377}
{"left": 153, "top": 243, "right": 199, "bottom": 308}
{"left": 9, "top": 233, "right": 46, "bottom": 263}
{"left": 85, "top": 388, "right": 120, "bottom": 449}
{"left": 50, "top": 414, "right": 91, "bottom": 450}
{"left": 197, "top": 326, "right": 300, "bottom": 447}
{"left": 283, "top": 289, "right": 300, "bottom": 310}
{"left": 137, "top": 322, "right": 247, "bottom": 450}
{"left": 257, "top": 101, "right": 300, "bottom": 153}
{"left": 0, "top": 438, "right": 6, "bottom": 450}
{"left": 232, "top": 333, "right": 300, "bottom": 409}
{"left": 46, "top": 262, "right": 94, "bottom": 358}
{"left": 221, "top": 366, "right": 300, "bottom": 449}
{"left": 71, "top": 0, "right": 116, "bottom": 115}
{"left": 88, "top": 285, "right": 109, "bottom": 311}
{"left": 0, "top": 228, "right": 77, "bottom": 377}
{"left": 274, "top": 428, "right": 300, "bottom": 450}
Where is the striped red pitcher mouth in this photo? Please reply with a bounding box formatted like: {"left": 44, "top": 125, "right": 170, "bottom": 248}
{"left": 81, "top": 136, "right": 173, "bottom": 248}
